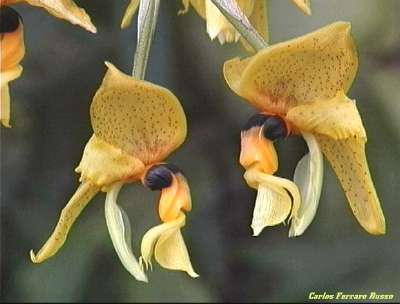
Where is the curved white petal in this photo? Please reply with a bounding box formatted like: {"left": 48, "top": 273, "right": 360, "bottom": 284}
{"left": 105, "top": 183, "right": 148, "bottom": 282}
{"left": 289, "top": 132, "right": 323, "bottom": 237}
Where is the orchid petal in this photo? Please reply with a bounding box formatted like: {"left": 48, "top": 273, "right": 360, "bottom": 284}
{"left": 251, "top": 183, "right": 292, "bottom": 236}
{"left": 140, "top": 212, "right": 198, "bottom": 277}
{"left": 244, "top": 168, "right": 301, "bottom": 235}
{"left": 30, "top": 181, "right": 99, "bottom": 263}
{"left": 204, "top": 0, "right": 254, "bottom": 44}
{"left": 121, "top": 0, "right": 140, "bottom": 28}
{"left": 75, "top": 135, "right": 145, "bottom": 192}
{"left": 91, "top": 62, "right": 187, "bottom": 165}
{"left": 223, "top": 22, "right": 358, "bottom": 112}
{"left": 105, "top": 183, "right": 148, "bottom": 282}
{"left": 25, "top": 0, "right": 96, "bottom": 33}
{"left": 316, "top": 135, "right": 385, "bottom": 235}
{"left": 286, "top": 91, "right": 366, "bottom": 140}
{"left": 289, "top": 132, "right": 323, "bottom": 237}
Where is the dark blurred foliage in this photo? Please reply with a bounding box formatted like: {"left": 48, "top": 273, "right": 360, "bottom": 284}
{"left": 1, "top": 0, "right": 399, "bottom": 302}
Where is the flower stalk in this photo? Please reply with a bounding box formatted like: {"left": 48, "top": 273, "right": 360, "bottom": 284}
{"left": 132, "top": 0, "right": 160, "bottom": 78}
{"left": 210, "top": 0, "right": 267, "bottom": 51}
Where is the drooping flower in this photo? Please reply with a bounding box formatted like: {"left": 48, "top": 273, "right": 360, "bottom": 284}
{"left": 223, "top": 22, "right": 386, "bottom": 236}
{"left": 0, "top": 6, "right": 25, "bottom": 127}
{"left": 30, "top": 62, "right": 198, "bottom": 281}
{"left": 0, "top": 0, "right": 95, "bottom": 127}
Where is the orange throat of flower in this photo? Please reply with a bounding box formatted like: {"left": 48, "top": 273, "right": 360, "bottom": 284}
{"left": 240, "top": 126, "right": 279, "bottom": 175}
{"left": 1, "top": 7, "right": 25, "bottom": 71}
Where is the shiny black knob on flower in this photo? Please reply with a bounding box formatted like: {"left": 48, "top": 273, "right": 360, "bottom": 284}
{"left": 144, "top": 163, "right": 181, "bottom": 191}
{"left": 242, "top": 113, "right": 287, "bottom": 141}
{"left": 0, "top": 6, "right": 22, "bottom": 34}
{"left": 262, "top": 116, "right": 287, "bottom": 141}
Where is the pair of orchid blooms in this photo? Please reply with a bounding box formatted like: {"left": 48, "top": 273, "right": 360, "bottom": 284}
{"left": 1, "top": 0, "right": 385, "bottom": 283}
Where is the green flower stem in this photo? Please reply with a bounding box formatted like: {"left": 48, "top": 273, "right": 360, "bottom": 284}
{"left": 210, "top": 0, "right": 267, "bottom": 51}
{"left": 132, "top": 0, "right": 160, "bottom": 79}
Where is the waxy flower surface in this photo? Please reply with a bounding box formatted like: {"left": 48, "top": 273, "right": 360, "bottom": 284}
{"left": 223, "top": 22, "right": 386, "bottom": 236}
{"left": 30, "top": 62, "right": 198, "bottom": 281}
{"left": 0, "top": 7, "right": 25, "bottom": 127}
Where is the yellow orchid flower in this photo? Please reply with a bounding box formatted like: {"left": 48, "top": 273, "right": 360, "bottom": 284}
{"left": 223, "top": 22, "right": 386, "bottom": 236}
{"left": 30, "top": 62, "right": 198, "bottom": 281}
{"left": 0, "top": 6, "right": 25, "bottom": 127}
{"left": 1, "top": 0, "right": 96, "bottom": 33}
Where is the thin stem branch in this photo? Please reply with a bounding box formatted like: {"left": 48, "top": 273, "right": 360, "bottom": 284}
{"left": 210, "top": 0, "right": 267, "bottom": 51}
{"left": 132, "top": 0, "right": 160, "bottom": 78}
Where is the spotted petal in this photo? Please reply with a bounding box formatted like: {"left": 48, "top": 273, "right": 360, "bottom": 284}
{"left": 286, "top": 91, "right": 366, "bottom": 140}
{"left": 223, "top": 22, "right": 358, "bottom": 114}
{"left": 287, "top": 93, "right": 385, "bottom": 235}
{"left": 316, "top": 135, "right": 385, "bottom": 235}
{"left": 91, "top": 62, "right": 187, "bottom": 166}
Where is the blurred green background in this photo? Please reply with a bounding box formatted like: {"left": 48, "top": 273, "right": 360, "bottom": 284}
{"left": 1, "top": 0, "right": 399, "bottom": 302}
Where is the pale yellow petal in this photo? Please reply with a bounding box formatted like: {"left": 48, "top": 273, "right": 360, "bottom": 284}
{"left": 224, "top": 22, "right": 358, "bottom": 113}
{"left": 289, "top": 132, "right": 323, "bottom": 237}
{"left": 286, "top": 91, "right": 366, "bottom": 140}
{"left": 316, "top": 135, "right": 385, "bottom": 235}
{"left": 75, "top": 135, "right": 145, "bottom": 191}
{"left": 155, "top": 228, "right": 198, "bottom": 278}
{"left": 1, "top": 66, "right": 23, "bottom": 127}
{"left": 203, "top": 0, "right": 254, "bottom": 44}
{"left": 30, "top": 181, "right": 99, "bottom": 263}
{"left": 140, "top": 212, "right": 198, "bottom": 277}
{"left": 205, "top": 0, "right": 239, "bottom": 43}
{"left": 25, "top": 0, "right": 96, "bottom": 33}
{"left": 244, "top": 168, "right": 301, "bottom": 226}
{"left": 251, "top": 183, "right": 292, "bottom": 236}
{"left": 121, "top": 0, "right": 140, "bottom": 29}
{"left": 105, "top": 183, "right": 148, "bottom": 282}
{"left": 91, "top": 62, "right": 187, "bottom": 165}
{"left": 290, "top": 0, "right": 311, "bottom": 15}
